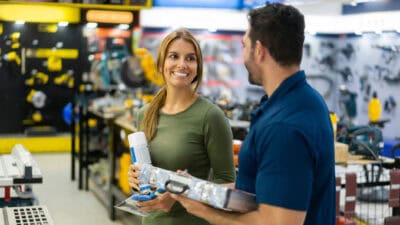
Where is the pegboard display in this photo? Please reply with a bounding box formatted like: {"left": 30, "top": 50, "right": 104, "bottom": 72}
{"left": 0, "top": 22, "right": 86, "bottom": 134}
{"left": 301, "top": 32, "right": 400, "bottom": 139}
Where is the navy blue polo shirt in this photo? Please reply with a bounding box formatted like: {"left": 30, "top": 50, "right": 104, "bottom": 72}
{"left": 236, "top": 70, "right": 335, "bottom": 225}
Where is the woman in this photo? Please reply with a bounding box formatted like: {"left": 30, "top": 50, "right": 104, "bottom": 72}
{"left": 128, "top": 29, "right": 236, "bottom": 225}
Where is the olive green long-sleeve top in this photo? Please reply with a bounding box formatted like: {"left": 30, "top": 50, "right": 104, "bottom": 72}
{"left": 137, "top": 96, "right": 236, "bottom": 225}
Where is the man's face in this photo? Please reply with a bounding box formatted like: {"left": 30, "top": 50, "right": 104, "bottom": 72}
{"left": 242, "top": 29, "right": 261, "bottom": 85}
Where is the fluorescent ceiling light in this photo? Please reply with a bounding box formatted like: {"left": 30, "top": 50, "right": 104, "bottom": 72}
{"left": 118, "top": 24, "right": 130, "bottom": 30}
{"left": 58, "top": 22, "right": 69, "bottom": 27}
{"left": 86, "top": 22, "right": 98, "bottom": 29}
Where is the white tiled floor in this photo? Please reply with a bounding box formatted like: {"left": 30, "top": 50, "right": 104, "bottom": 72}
{"left": 31, "top": 152, "right": 138, "bottom": 225}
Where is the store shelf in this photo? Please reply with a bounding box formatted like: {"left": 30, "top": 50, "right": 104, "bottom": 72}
{"left": 89, "top": 176, "right": 109, "bottom": 208}
{"left": 0, "top": 134, "right": 74, "bottom": 153}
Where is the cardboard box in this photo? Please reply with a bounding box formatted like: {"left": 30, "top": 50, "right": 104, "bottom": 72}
{"left": 335, "top": 142, "right": 349, "bottom": 163}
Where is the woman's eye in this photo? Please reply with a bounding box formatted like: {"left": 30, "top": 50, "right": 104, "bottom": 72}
{"left": 187, "top": 56, "right": 196, "bottom": 61}
{"left": 168, "top": 54, "right": 178, "bottom": 59}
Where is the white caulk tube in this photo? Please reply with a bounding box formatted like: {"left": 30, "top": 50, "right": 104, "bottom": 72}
{"left": 128, "top": 131, "right": 152, "bottom": 193}
{"left": 128, "top": 131, "right": 152, "bottom": 165}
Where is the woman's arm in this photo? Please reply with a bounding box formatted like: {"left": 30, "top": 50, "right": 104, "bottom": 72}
{"left": 204, "top": 105, "right": 236, "bottom": 183}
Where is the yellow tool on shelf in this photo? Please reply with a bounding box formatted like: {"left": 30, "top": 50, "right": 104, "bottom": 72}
{"left": 54, "top": 70, "right": 74, "bottom": 88}
{"left": 47, "top": 55, "right": 62, "bottom": 72}
{"left": 26, "top": 48, "right": 78, "bottom": 59}
{"left": 25, "top": 71, "right": 49, "bottom": 86}
{"left": 368, "top": 92, "right": 382, "bottom": 122}
{"left": 10, "top": 32, "right": 21, "bottom": 49}
{"left": 329, "top": 112, "right": 339, "bottom": 141}
{"left": 3, "top": 51, "right": 21, "bottom": 65}
{"left": 26, "top": 89, "right": 47, "bottom": 109}
{"left": 134, "top": 48, "right": 163, "bottom": 87}
{"left": 32, "top": 111, "right": 43, "bottom": 122}
{"left": 38, "top": 24, "right": 58, "bottom": 33}
{"left": 26, "top": 48, "right": 79, "bottom": 72}
{"left": 22, "top": 110, "right": 43, "bottom": 125}
{"left": 11, "top": 42, "right": 20, "bottom": 49}
{"left": 118, "top": 152, "right": 132, "bottom": 195}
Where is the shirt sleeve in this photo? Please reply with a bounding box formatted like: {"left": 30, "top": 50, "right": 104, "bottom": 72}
{"left": 203, "top": 105, "right": 236, "bottom": 184}
{"left": 255, "top": 123, "right": 314, "bottom": 211}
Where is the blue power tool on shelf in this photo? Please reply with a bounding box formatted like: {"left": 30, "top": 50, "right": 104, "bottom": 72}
{"left": 337, "top": 122, "right": 384, "bottom": 159}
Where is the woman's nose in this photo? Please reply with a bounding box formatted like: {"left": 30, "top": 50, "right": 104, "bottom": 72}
{"left": 177, "top": 58, "right": 187, "bottom": 68}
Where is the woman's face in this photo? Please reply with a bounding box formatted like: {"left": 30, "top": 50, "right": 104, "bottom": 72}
{"left": 163, "top": 38, "right": 198, "bottom": 89}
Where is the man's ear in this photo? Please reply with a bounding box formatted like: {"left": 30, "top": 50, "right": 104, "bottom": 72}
{"left": 255, "top": 40, "right": 266, "bottom": 61}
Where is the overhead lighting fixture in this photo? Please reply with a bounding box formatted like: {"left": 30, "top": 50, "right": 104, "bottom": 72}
{"left": 355, "top": 30, "right": 363, "bottom": 35}
{"left": 117, "top": 24, "right": 130, "bottom": 30}
{"left": 15, "top": 20, "right": 25, "bottom": 25}
{"left": 349, "top": 0, "right": 384, "bottom": 5}
{"left": 86, "top": 22, "right": 98, "bottom": 29}
{"left": 284, "top": 0, "right": 322, "bottom": 6}
{"left": 58, "top": 22, "right": 69, "bottom": 27}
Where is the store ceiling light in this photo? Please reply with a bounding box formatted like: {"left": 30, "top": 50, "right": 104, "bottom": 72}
{"left": 15, "top": 20, "right": 25, "bottom": 25}
{"left": 58, "top": 22, "right": 69, "bottom": 27}
{"left": 347, "top": 0, "right": 385, "bottom": 6}
{"left": 86, "top": 22, "right": 98, "bottom": 29}
{"left": 117, "top": 24, "right": 130, "bottom": 30}
{"left": 285, "top": 0, "right": 385, "bottom": 5}
{"left": 355, "top": 30, "right": 363, "bottom": 35}
{"left": 351, "top": 0, "right": 384, "bottom": 3}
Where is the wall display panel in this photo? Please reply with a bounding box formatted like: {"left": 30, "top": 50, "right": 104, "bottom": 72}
{"left": 0, "top": 22, "right": 85, "bottom": 134}
{"left": 301, "top": 32, "right": 400, "bottom": 139}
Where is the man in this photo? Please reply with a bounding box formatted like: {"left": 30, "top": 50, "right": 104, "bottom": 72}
{"left": 172, "top": 3, "right": 336, "bottom": 225}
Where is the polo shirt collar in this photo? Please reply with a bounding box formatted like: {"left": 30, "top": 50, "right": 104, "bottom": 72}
{"left": 251, "top": 70, "right": 306, "bottom": 120}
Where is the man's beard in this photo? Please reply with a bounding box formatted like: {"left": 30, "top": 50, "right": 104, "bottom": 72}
{"left": 245, "top": 63, "right": 260, "bottom": 86}
{"left": 244, "top": 48, "right": 261, "bottom": 86}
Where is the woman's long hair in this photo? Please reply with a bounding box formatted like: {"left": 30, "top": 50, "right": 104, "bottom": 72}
{"left": 141, "top": 29, "right": 203, "bottom": 141}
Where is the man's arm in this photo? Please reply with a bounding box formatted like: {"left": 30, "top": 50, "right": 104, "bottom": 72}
{"left": 171, "top": 194, "right": 306, "bottom": 225}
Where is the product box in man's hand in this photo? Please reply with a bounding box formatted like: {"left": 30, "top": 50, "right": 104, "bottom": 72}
{"left": 116, "top": 164, "right": 257, "bottom": 216}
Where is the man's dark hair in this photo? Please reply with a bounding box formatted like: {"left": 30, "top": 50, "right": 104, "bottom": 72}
{"left": 248, "top": 3, "right": 305, "bottom": 66}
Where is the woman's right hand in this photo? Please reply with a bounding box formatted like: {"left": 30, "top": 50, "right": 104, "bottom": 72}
{"left": 128, "top": 164, "right": 141, "bottom": 191}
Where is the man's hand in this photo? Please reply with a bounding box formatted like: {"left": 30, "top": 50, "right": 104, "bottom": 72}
{"left": 137, "top": 192, "right": 176, "bottom": 213}
{"left": 170, "top": 194, "right": 212, "bottom": 219}
{"left": 172, "top": 193, "right": 307, "bottom": 225}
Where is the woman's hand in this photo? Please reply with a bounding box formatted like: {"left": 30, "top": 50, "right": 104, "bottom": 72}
{"left": 137, "top": 192, "right": 176, "bottom": 213}
{"left": 128, "top": 164, "right": 141, "bottom": 191}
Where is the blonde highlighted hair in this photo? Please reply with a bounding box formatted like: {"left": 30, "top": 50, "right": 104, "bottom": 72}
{"left": 141, "top": 29, "right": 203, "bottom": 141}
